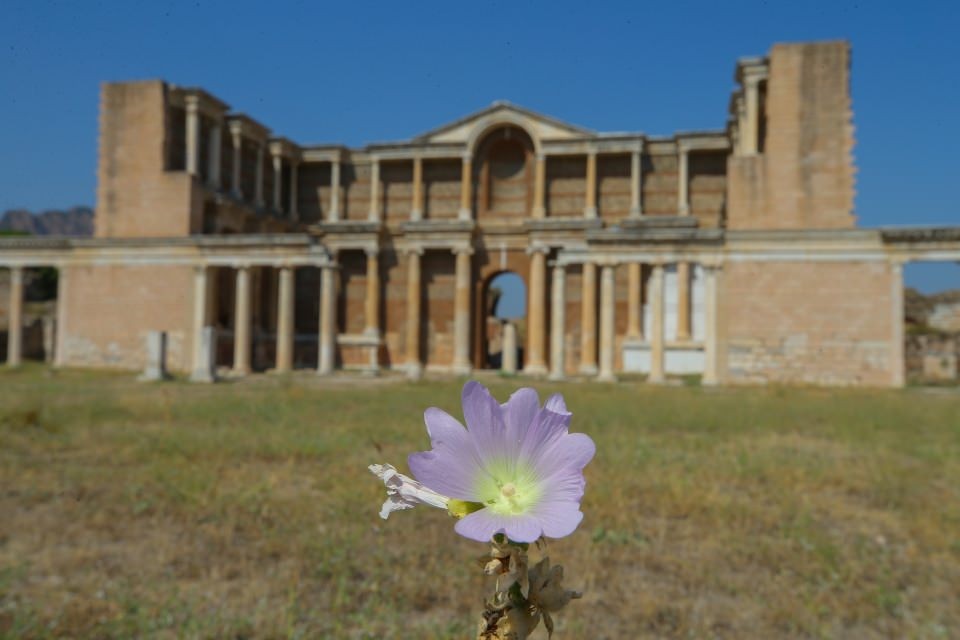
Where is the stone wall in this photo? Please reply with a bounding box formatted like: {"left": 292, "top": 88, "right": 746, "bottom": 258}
{"left": 727, "top": 41, "right": 856, "bottom": 230}
{"left": 63, "top": 264, "right": 192, "bottom": 371}
{"left": 96, "top": 81, "right": 201, "bottom": 238}
{"left": 720, "top": 261, "right": 897, "bottom": 386}
{"left": 906, "top": 333, "right": 959, "bottom": 381}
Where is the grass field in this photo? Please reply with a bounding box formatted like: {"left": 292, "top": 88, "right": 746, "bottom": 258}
{"left": 1, "top": 366, "right": 958, "bottom": 639}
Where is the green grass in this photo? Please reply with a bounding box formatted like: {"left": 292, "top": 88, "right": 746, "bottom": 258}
{"left": 1, "top": 365, "right": 958, "bottom": 638}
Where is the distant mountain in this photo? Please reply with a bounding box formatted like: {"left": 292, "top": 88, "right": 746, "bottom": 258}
{"left": 0, "top": 207, "right": 94, "bottom": 236}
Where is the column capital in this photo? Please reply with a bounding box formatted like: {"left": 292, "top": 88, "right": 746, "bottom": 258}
{"left": 364, "top": 246, "right": 380, "bottom": 258}
{"left": 526, "top": 245, "right": 551, "bottom": 256}
{"left": 461, "top": 151, "right": 473, "bottom": 161}
{"left": 184, "top": 94, "right": 201, "bottom": 113}
{"left": 404, "top": 245, "right": 425, "bottom": 257}
{"left": 452, "top": 246, "right": 475, "bottom": 256}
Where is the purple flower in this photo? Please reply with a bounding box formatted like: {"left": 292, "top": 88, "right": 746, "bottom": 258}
{"left": 408, "top": 381, "right": 595, "bottom": 543}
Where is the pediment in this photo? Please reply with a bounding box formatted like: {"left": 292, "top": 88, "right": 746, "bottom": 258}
{"left": 414, "top": 101, "right": 594, "bottom": 145}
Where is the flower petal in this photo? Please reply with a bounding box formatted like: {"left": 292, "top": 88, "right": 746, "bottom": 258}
{"left": 454, "top": 508, "right": 544, "bottom": 543}
{"left": 544, "top": 393, "right": 570, "bottom": 415}
{"left": 408, "top": 449, "right": 479, "bottom": 500}
{"left": 534, "top": 432, "right": 596, "bottom": 480}
{"left": 461, "top": 381, "right": 509, "bottom": 466}
{"left": 537, "top": 467, "right": 587, "bottom": 504}
{"left": 501, "top": 387, "right": 540, "bottom": 450}
{"left": 529, "top": 501, "right": 585, "bottom": 539}
{"left": 518, "top": 403, "right": 572, "bottom": 467}
{"left": 423, "top": 407, "right": 479, "bottom": 463}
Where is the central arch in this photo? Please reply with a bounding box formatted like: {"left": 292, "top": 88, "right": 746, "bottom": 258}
{"left": 477, "top": 270, "right": 527, "bottom": 370}
{"left": 473, "top": 125, "right": 536, "bottom": 223}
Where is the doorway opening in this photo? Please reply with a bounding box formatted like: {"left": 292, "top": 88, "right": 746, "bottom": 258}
{"left": 481, "top": 271, "right": 526, "bottom": 369}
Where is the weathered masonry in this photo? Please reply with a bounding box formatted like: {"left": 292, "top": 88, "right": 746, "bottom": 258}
{"left": 2, "top": 40, "right": 958, "bottom": 386}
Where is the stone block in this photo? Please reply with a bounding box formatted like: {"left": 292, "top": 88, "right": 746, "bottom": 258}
{"left": 139, "top": 330, "right": 170, "bottom": 381}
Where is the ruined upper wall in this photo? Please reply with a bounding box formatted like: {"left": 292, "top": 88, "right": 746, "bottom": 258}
{"left": 726, "top": 41, "right": 856, "bottom": 230}
{"left": 95, "top": 81, "right": 201, "bottom": 238}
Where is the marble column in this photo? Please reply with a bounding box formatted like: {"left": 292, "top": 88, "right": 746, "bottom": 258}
{"left": 629, "top": 149, "right": 643, "bottom": 218}
{"left": 230, "top": 124, "right": 243, "bottom": 198}
{"left": 452, "top": 247, "right": 473, "bottom": 375}
{"left": 579, "top": 262, "right": 598, "bottom": 375}
{"left": 597, "top": 264, "right": 616, "bottom": 382}
{"left": 411, "top": 156, "right": 424, "bottom": 221}
{"left": 276, "top": 266, "right": 295, "bottom": 373}
{"left": 678, "top": 145, "right": 690, "bottom": 216}
{"left": 318, "top": 263, "right": 338, "bottom": 375}
{"left": 524, "top": 248, "right": 548, "bottom": 375}
{"left": 743, "top": 77, "right": 761, "bottom": 155}
{"left": 648, "top": 263, "right": 666, "bottom": 384}
{"left": 627, "top": 262, "right": 643, "bottom": 339}
{"left": 502, "top": 322, "right": 518, "bottom": 374}
{"left": 676, "top": 262, "right": 691, "bottom": 341}
{"left": 532, "top": 153, "right": 546, "bottom": 218}
{"left": 364, "top": 248, "right": 380, "bottom": 336}
{"left": 7, "top": 267, "right": 23, "bottom": 367}
{"left": 185, "top": 96, "right": 200, "bottom": 176}
{"left": 890, "top": 261, "right": 905, "bottom": 388}
{"left": 368, "top": 156, "right": 381, "bottom": 222}
{"left": 548, "top": 264, "right": 566, "bottom": 380}
{"left": 207, "top": 122, "right": 222, "bottom": 189}
{"left": 329, "top": 159, "right": 341, "bottom": 221}
{"left": 458, "top": 154, "right": 473, "bottom": 221}
{"left": 190, "top": 265, "right": 208, "bottom": 378}
{"left": 233, "top": 266, "right": 252, "bottom": 375}
{"left": 702, "top": 263, "right": 721, "bottom": 386}
{"left": 54, "top": 266, "right": 69, "bottom": 367}
{"left": 584, "top": 149, "right": 598, "bottom": 219}
{"left": 254, "top": 144, "right": 265, "bottom": 209}
{"left": 289, "top": 160, "right": 299, "bottom": 221}
{"left": 405, "top": 249, "right": 423, "bottom": 379}
{"left": 272, "top": 153, "right": 284, "bottom": 212}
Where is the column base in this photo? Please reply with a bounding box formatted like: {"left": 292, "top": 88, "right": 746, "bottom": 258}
{"left": 406, "top": 362, "right": 423, "bottom": 380}
{"left": 189, "top": 368, "right": 217, "bottom": 383}
{"left": 316, "top": 365, "right": 335, "bottom": 377}
{"left": 583, "top": 207, "right": 598, "bottom": 219}
{"left": 522, "top": 363, "right": 548, "bottom": 376}
{"left": 452, "top": 362, "right": 472, "bottom": 376}
{"left": 230, "top": 367, "right": 251, "bottom": 378}
{"left": 648, "top": 373, "right": 666, "bottom": 384}
{"left": 137, "top": 369, "right": 171, "bottom": 382}
{"left": 628, "top": 207, "right": 643, "bottom": 218}
{"left": 578, "top": 364, "right": 598, "bottom": 376}
{"left": 596, "top": 372, "right": 618, "bottom": 383}
{"left": 457, "top": 208, "right": 472, "bottom": 221}
{"left": 702, "top": 374, "right": 718, "bottom": 386}
{"left": 547, "top": 371, "right": 566, "bottom": 382}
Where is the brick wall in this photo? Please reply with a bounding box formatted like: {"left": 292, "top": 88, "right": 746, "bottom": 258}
{"left": 720, "top": 261, "right": 897, "bottom": 386}
{"left": 96, "top": 81, "right": 200, "bottom": 238}
{"left": 63, "top": 264, "right": 193, "bottom": 371}
{"left": 727, "top": 41, "right": 856, "bottom": 230}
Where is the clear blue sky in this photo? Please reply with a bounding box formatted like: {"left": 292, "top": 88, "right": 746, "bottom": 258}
{"left": 1, "top": 0, "right": 958, "bottom": 291}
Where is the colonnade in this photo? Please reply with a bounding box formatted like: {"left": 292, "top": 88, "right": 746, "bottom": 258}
{"left": 190, "top": 262, "right": 340, "bottom": 379}
{"left": 3, "top": 264, "right": 69, "bottom": 368}
{"left": 183, "top": 92, "right": 300, "bottom": 220}
{"left": 538, "top": 259, "right": 723, "bottom": 384}
{"left": 316, "top": 139, "right": 722, "bottom": 224}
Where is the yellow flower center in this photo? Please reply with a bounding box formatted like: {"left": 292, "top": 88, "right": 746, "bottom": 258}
{"left": 501, "top": 483, "right": 517, "bottom": 498}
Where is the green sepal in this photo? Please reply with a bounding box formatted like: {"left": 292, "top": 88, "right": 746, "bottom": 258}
{"left": 447, "top": 499, "right": 485, "bottom": 519}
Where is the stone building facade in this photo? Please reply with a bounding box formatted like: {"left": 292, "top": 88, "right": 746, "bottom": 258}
{"left": 2, "top": 40, "right": 959, "bottom": 386}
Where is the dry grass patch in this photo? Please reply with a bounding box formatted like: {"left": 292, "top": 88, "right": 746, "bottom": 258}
{"left": 0, "top": 366, "right": 958, "bottom": 638}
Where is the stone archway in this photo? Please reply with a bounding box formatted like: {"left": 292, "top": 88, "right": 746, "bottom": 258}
{"left": 474, "top": 126, "right": 536, "bottom": 223}
{"left": 479, "top": 270, "right": 526, "bottom": 369}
